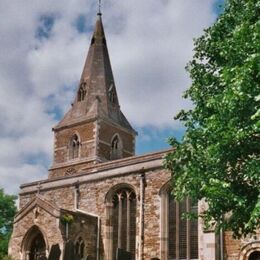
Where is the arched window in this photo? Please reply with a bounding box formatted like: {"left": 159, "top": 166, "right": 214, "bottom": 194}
{"left": 160, "top": 183, "right": 198, "bottom": 260}
{"left": 75, "top": 237, "right": 85, "bottom": 259}
{"left": 110, "top": 135, "right": 122, "bottom": 160}
{"left": 78, "top": 83, "right": 87, "bottom": 102}
{"left": 105, "top": 185, "right": 137, "bottom": 260}
{"left": 108, "top": 84, "right": 116, "bottom": 104}
{"left": 69, "top": 134, "right": 80, "bottom": 159}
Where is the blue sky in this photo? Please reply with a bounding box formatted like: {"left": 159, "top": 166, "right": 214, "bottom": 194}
{"left": 0, "top": 0, "right": 224, "bottom": 194}
{"left": 135, "top": 0, "right": 224, "bottom": 154}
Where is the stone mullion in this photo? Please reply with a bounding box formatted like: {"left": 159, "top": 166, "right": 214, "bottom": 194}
{"left": 117, "top": 192, "right": 123, "bottom": 249}
{"left": 105, "top": 202, "right": 114, "bottom": 260}
{"left": 161, "top": 192, "right": 169, "bottom": 260}
{"left": 186, "top": 198, "right": 191, "bottom": 260}
{"left": 25, "top": 251, "right": 30, "bottom": 260}
{"left": 126, "top": 191, "right": 131, "bottom": 252}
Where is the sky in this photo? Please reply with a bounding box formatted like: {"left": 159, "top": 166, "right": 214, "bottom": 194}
{"left": 0, "top": 0, "right": 223, "bottom": 195}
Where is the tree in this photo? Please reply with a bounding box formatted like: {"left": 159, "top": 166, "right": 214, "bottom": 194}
{"left": 0, "top": 188, "right": 17, "bottom": 257}
{"left": 165, "top": 0, "right": 259, "bottom": 238}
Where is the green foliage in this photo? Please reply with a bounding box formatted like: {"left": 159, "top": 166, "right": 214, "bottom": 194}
{"left": 60, "top": 214, "right": 74, "bottom": 224}
{"left": 1, "top": 255, "right": 15, "bottom": 260}
{"left": 165, "top": 0, "right": 260, "bottom": 238}
{"left": 0, "top": 188, "right": 17, "bottom": 258}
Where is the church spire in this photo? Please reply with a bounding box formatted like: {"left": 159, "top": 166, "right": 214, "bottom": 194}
{"left": 50, "top": 10, "right": 136, "bottom": 175}
{"left": 56, "top": 12, "right": 134, "bottom": 130}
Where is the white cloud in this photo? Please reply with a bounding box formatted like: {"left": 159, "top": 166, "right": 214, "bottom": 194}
{"left": 0, "top": 0, "right": 217, "bottom": 194}
{"left": 0, "top": 164, "right": 47, "bottom": 195}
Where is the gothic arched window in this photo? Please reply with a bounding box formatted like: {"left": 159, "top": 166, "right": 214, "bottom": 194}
{"left": 105, "top": 185, "right": 137, "bottom": 260}
{"left": 108, "top": 84, "right": 116, "bottom": 104}
{"left": 69, "top": 134, "right": 80, "bottom": 159}
{"left": 75, "top": 237, "right": 85, "bottom": 259}
{"left": 78, "top": 83, "right": 87, "bottom": 102}
{"left": 160, "top": 184, "right": 198, "bottom": 260}
{"left": 110, "top": 135, "right": 122, "bottom": 160}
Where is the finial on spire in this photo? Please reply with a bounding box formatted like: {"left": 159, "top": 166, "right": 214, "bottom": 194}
{"left": 98, "top": 0, "right": 102, "bottom": 16}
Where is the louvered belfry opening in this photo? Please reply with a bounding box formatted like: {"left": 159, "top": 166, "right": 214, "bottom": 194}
{"left": 69, "top": 134, "right": 80, "bottom": 159}
{"left": 168, "top": 194, "right": 198, "bottom": 260}
{"left": 112, "top": 188, "right": 136, "bottom": 259}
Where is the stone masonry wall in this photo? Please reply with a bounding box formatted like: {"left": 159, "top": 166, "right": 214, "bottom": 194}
{"left": 9, "top": 208, "right": 63, "bottom": 260}
{"left": 143, "top": 169, "right": 170, "bottom": 259}
{"left": 18, "top": 167, "right": 170, "bottom": 260}
{"left": 98, "top": 120, "right": 135, "bottom": 157}
{"left": 17, "top": 156, "right": 251, "bottom": 260}
{"left": 48, "top": 160, "right": 95, "bottom": 179}
{"left": 20, "top": 193, "right": 36, "bottom": 209}
{"left": 53, "top": 122, "right": 95, "bottom": 164}
{"left": 61, "top": 211, "right": 98, "bottom": 259}
{"left": 224, "top": 231, "right": 260, "bottom": 260}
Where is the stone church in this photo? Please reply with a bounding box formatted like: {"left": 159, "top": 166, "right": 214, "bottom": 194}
{"left": 8, "top": 11, "right": 260, "bottom": 260}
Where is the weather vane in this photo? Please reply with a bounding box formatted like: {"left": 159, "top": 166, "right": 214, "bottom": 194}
{"left": 98, "top": 0, "right": 102, "bottom": 15}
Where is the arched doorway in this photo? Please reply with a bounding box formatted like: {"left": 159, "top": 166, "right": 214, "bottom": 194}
{"left": 249, "top": 251, "right": 260, "bottom": 260}
{"left": 22, "top": 226, "right": 47, "bottom": 260}
{"left": 29, "top": 232, "right": 46, "bottom": 260}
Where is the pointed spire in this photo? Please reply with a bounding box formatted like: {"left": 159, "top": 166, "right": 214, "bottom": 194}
{"left": 55, "top": 12, "right": 134, "bottom": 133}
{"left": 78, "top": 12, "right": 116, "bottom": 109}
{"left": 51, "top": 9, "right": 136, "bottom": 169}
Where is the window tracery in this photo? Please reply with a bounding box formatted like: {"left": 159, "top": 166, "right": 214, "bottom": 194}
{"left": 105, "top": 185, "right": 137, "bottom": 259}
{"left": 160, "top": 184, "right": 198, "bottom": 260}
{"left": 75, "top": 237, "right": 85, "bottom": 259}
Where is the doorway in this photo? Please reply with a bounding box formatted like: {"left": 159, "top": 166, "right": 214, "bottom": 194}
{"left": 22, "top": 226, "right": 47, "bottom": 260}
{"left": 249, "top": 251, "right": 260, "bottom": 260}
{"left": 29, "top": 232, "right": 46, "bottom": 260}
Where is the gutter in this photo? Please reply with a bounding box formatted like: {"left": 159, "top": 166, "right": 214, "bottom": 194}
{"left": 138, "top": 171, "right": 145, "bottom": 260}
{"left": 220, "top": 228, "right": 224, "bottom": 260}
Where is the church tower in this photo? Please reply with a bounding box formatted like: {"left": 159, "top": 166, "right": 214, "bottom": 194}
{"left": 49, "top": 13, "right": 136, "bottom": 179}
